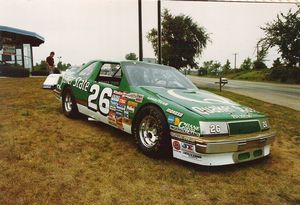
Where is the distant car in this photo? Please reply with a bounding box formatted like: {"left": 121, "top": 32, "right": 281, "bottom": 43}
{"left": 43, "top": 66, "right": 80, "bottom": 89}
{"left": 54, "top": 60, "right": 275, "bottom": 166}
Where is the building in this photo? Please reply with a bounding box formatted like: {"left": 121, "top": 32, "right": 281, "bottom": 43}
{"left": 0, "top": 25, "right": 44, "bottom": 72}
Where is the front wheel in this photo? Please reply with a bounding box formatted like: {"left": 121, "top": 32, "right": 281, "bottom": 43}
{"left": 133, "top": 105, "right": 171, "bottom": 157}
{"left": 62, "top": 88, "right": 78, "bottom": 118}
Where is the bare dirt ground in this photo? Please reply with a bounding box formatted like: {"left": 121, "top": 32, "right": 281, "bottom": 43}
{"left": 0, "top": 77, "right": 299, "bottom": 205}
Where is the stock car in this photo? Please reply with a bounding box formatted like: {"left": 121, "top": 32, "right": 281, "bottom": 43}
{"left": 54, "top": 60, "right": 275, "bottom": 166}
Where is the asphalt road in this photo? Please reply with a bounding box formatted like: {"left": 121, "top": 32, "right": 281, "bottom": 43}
{"left": 188, "top": 76, "right": 300, "bottom": 111}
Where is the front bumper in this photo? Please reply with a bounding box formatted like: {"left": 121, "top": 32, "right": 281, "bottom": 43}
{"left": 170, "top": 130, "right": 275, "bottom": 166}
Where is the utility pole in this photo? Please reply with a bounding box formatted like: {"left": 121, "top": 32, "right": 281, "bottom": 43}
{"left": 233, "top": 53, "right": 238, "bottom": 69}
{"left": 138, "top": 0, "right": 143, "bottom": 61}
{"left": 256, "top": 42, "right": 259, "bottom": 61}
{"left": 157, "top": 0, "right": 162, "bottom": 64}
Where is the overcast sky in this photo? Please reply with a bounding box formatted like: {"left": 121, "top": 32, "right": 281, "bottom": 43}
{"left": 0, "top": 0, "right": 297, "bottom": 67}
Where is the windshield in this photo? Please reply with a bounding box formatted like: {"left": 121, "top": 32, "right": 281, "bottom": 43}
{"left": 124, "top": 63, "right": 197, "bottom": 89}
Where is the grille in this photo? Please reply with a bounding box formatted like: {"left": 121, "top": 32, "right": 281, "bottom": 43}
{"left": 228, "top": 121, "right": 261, "bottom": 135}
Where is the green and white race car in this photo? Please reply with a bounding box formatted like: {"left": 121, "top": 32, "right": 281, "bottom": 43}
{"left": 54, "top": 60, "right": 275, "bottom": 166}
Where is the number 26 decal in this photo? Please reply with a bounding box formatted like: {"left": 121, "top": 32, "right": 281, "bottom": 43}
{"left": 88, "top": 84, "right": 112, "bottom": 116}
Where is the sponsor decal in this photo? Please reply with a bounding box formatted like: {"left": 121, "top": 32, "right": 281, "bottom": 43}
{"left": 113, "top": 90, "right": 125, "bottom": 96}
{"left": 231, "top": 114, "right": 252, "bottom": 119}
{"left": 127, "top": 106, "right": 135, "bottom": 112}
{"left": 124, "top": 110, "right": 129, "bottom": 119}
{"left": 168, "top": 115, "right": 175, "bottom": 124}
{"left": 111, "top": 99, "right": 118, "bottom": 106}
{"left": 116, "top": 113, "right": 123, "bottom": 128}
{"left": 168, "top": 115, "right": 181, "bottom": 126}
{"left": 111, "top": 94, "right": 120, "bottom": 102}
{"left": 172, "top": 140, "right": 200, "bottom": 159}
{"left": 116, "top": 104, "right": 126, "bottom": 111}
{"left": 116, "top": 111, "right": 123, "bottom": 116}
{"left": 174, "top": 117, "right": 180, "bottom": 126}
{"left": 147, "top": 97, "right": 168, "bottom": 106}
{"left": 166, "top": 108, "right": 183, "bottom": 117}
{"left": 123, "top": 118, "right": 132, "bottom": 125}
{"left": 127, "top": 101, "right": 138, "bottom": 107}
{"left": 182, "top": 151, "right": 202, "bottom": 159}
{"left": 109, "top": 105, "right": 116, "bottom": 111}
{"left": 126, "top": 101, "right": 138, "bottom": 113}
{"left": 178, "top": 122, "right": 200, "bottom": 132}
{"left": 192, "top": 105, "right": 256, "bottom": 116}
{"left": 181, "top": 142, "right": 194, "bottom": 152}
{"left": 172, "top": 140, "right": 181, "bottom": 151}
{"left": 126, "top": 93, "right": 144, "bottom": 103}
{"left": 108, "top": 111, "right": 117, "bottom": 125}
{"left": 73, "top": 77, "right": 90, "bottom": 91}
{"left": 118, "top": 97, "right": 127, "bottom": 105}
{"left": 170, "top": 121, "right": 201, "bottom": 136}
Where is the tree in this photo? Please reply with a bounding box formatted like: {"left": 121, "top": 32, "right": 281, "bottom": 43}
{"left": 240, "top": 58, "right": 252, "bottom": 70}
{"left": 125, "top": 53, "right": 138, "bottom": 60}
{"left": 200, "top": 60, "right": 221, "bottom": 75}
{"left": 253, "top": 45, "right": 268, "bottom": 70}
{"left": 272, "top": 58, "right": 283, "bottom": 68}
{"left": 147, "top": 9, "right": 210, "bottom": 69}
{"left": 259, "top": 7, "right": 300, "bottom": 67}
{"left": 33, "top": 60, "right": 47, "bottom": 71}
{"left": 253, "top": 61, "right": 267, "bottom": 70}
{"left": 57, "top": 62, "right": 71, "bottom": 71}
{"left": 222, "top": 59, "right": 231, "bottom": 74}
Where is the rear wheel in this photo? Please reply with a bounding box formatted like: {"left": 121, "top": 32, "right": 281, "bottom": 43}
{"left": 62, "top": 88, "right": 78, "bottom": 118}
{"left": 133, "top": 105, "right": 171, "bottom": 157}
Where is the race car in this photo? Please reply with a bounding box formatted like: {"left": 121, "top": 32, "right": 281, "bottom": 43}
{"left": 54, "top": 60, "right": 275, "bottom": 166}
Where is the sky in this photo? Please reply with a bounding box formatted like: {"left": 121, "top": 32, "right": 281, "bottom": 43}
{"left": 0, "top": 0, "right": 298, "bottom": 67}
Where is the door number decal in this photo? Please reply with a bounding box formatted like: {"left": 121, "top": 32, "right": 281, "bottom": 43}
{"left": 88, "top": 84, "right": 112, "bottom": 116}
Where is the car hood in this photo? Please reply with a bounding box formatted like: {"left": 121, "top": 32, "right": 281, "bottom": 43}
{"left": 140, "top": 86, "right": 264, "bottom": 120}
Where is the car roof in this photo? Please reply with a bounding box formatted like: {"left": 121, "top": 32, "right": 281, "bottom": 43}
{"left": 91, "top": 60, "right": 175, "bottom": 70}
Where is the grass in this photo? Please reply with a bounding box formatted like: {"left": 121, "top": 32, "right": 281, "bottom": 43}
{"left": 224, "top": 69, "right": 270, "bottom": 82}
{"left": 0, "top": 77, "right": 300, "bottom": 205}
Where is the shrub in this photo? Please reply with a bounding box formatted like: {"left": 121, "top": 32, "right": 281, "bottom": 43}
{"left": 0, "top": 65, "right": 29, "bottom": 77}
{"left": 253, "top": 61, "right": 267, "bottom": 70}
{"left": 267, "top": 66, "right": 300, "bottom": 83}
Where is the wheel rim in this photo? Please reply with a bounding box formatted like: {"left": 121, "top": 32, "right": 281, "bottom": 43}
{"left": 64, "top": 93, "right": 72, "bottom": 113}
{"left": 139, "top": 116, "right": 159, "bottom": 148}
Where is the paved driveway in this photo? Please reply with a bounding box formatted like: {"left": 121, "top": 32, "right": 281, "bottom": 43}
{"left": 188, "top": 76, "right": 300, "bottom": 111}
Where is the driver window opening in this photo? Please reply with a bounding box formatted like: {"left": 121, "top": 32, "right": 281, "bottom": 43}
{"left": 97, "top": 63, "right": 122, "bottom": 86}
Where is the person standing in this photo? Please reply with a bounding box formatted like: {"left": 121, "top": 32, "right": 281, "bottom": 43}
{"left": 46, "top": 51, "right": 55, "bottom": 74}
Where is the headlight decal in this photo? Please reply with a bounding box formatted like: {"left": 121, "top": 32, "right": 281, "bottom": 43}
{"left": 199, "top": 121, "right": 229, "bottom": 135}
{"left": 259, "top": 119, "right": 270, "bottom": 130}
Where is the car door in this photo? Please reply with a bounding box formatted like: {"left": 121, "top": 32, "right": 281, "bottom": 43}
{"left": 85, "top": 62, "right": 130, "bottom": 131}
{"left": 71, "top": 61, "right": 100, "bottom": 111}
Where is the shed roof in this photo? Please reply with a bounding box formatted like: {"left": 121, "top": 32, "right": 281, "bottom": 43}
{"left": 0, "top": 25, "right": 45, "bottom": 47}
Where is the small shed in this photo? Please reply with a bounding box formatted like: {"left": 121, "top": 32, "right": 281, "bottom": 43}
{"left": 0, "top": 25, "right": 45, "bottom": 72}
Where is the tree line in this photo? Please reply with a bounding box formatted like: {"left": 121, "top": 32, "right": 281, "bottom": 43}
{"left": 141, "top": 7, "right": 300, "bottom": 83}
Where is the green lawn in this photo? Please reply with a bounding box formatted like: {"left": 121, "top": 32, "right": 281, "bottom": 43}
{"left": 224, "top": 69, "right": 269, "bottom": 82}
{"left": 0, "top": 77, "right": 299, "bottom": 205}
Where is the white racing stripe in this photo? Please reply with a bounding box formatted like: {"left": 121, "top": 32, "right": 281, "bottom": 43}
{"left": 167, "top": 89, "right": 235, "bottom": 105}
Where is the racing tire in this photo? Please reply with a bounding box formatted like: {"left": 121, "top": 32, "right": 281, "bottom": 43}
{"left": 133, "top": 105, "right": 171, "bottom": 157}
{"left": 62, "top": 88, "right": 79, "bottom": 118}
